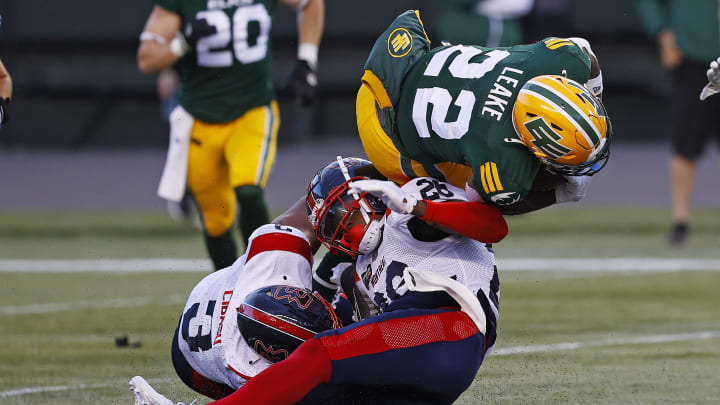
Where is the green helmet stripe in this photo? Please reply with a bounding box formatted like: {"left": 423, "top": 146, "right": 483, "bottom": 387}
{"left": 523, "top": 82, "right": 601, "bottom": 146}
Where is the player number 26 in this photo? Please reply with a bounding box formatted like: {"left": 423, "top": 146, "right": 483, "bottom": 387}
{"left": 195, "top": 4, "right": 271, "bottom": 67}
{"left": 412, "top": 45, "right": 509, "bottom": 140}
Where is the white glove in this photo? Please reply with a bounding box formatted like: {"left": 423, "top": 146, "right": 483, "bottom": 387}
{"left": 129, "top": 376, "right": 194, "bottom": 405}
{"left": 699, "top": 57, "right": 720, "bottom": 100}
{"left": 348, "top": 179, "right": 417, "bottom": 215}
{"left": 555, "top": 175, "right": 591, "bottom": 203}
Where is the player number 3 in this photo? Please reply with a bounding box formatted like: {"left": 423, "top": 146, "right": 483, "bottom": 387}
{"left": 195, "top": 4, "right": 271, "bottom": 67}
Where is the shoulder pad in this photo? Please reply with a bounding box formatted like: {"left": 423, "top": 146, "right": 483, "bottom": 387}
{"left": 361, "top": 10, "right": 431, "bottom": 108}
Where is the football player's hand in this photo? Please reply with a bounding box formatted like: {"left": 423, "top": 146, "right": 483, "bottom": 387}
{"left": 184, "top": 18, "right": 217, "bottom": 49}
{"left": 555, "top": 175, "right": 591, "bottom": 203}
{"left": 348, "top": 179, "right": 417, "bottom": 215}
{"left": 286, "top": 59, "right": 317, "bottom": 106}
{"left": 0, "top": 97, "right": 8, "bottom": 128}
{"left": 700, "top": 57, "right": 720, "bottom": 100}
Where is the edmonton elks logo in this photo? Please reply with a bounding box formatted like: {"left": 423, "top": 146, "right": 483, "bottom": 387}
{"left": 523, "top": 117, "right": 572, "bottom": 160}
{"left": 387, "top": 27, "right": 413, "bottom": 58}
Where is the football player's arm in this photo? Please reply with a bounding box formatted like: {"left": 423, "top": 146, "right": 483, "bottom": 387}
{"left": 137, "top": 6, "right": 183, "bottom": 74}
{"left": 272, "top": 196, "right": 321, "bottom": 254}
{"left": 0, "top": 59, "right": 12, "bottom": 126}
{"left": 0, "top": 59, "right": 12, "bottom": 100}
{"left": 280, "top": 0, "right": 325, "bottom": 105}
{"left": 466, "top": 173, "right": 555, "bottom": 216}
{"left": 496, "top": 190, "right": 556, "bottom": 215}
{"left": 348, "top": 179, "right": 508, "bottom": 243}
{"left": 413, "top": 200, "right": 508, "bottom": 243}
{"left": 568, "top": 37, "right": 603, "bottom": 97}
{"left": 491, "top": 173, "right": 591, "bottom": 215}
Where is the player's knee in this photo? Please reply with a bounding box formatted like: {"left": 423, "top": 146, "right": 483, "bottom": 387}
{"left": 234, "top": 184, "right": 264, "bottom": 203}
{"left": 201, "top": 207, "right": 235, "bottom": 237}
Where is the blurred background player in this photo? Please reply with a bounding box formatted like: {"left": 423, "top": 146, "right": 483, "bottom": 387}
{"left": 357, "top": 11, "right": 610, "bottom": 217}
{"left": 0, "top": 58, "right": 11, "bottom": 129}
{"left": 635, "top": 0, "right": 720, "bottom": 246}
{"left": 137, "top": 0, "right": 325, "bottom": 270}
{"left": 438, "top": 0, "right": 534, "bottom": 47}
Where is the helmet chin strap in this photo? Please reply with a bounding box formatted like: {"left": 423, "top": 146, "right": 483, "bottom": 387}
{"left": 357, "top": 218, "right": 384, "bottom": 255}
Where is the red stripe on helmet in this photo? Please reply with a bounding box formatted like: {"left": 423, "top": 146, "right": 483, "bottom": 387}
{"left": 246, "top": 232, "right": 312, "bottom": 265}
{"left": 237, "top": 304, "right": 316, "bottom": 341}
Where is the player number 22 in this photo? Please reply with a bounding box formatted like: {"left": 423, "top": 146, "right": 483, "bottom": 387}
{"left": 195, "top": 4, "right": 271, "bottom": 67}
{"left": 412, "top": 45, "right": 509, "bottom": 140}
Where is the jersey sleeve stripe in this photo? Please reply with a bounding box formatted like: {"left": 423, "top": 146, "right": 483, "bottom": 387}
{"left": 245, "top": 232, "right": 312, "bottom": 265}
{"left": 479, "top": 164, "right": 490, "bottom": 194}
{"left": 483, "top": 162, "right": 497, "bottom": 193}
{"left": 490, "top": 162, "right": 504, "bottom": 191}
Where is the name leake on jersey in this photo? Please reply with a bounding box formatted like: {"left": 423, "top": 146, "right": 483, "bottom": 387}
{"left": 481, "top": 67, "right": 525, "bottom": 122}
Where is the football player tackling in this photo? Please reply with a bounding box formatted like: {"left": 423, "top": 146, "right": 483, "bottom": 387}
{"left": 131, "top": 157, "right": 507, "bottom": 404}
{"left": 356, "top": 10, "right": 612, "bottom": 215}
{"left": 137, "top": 0, "right": 325, "bottom": 270}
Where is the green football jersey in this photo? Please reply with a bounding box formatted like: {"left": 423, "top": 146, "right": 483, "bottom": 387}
{"left": 155, "top": 0, "right": 277, "bottom": 123}
{"left": 390, "top": 39, "right": 591, "bottom": 205}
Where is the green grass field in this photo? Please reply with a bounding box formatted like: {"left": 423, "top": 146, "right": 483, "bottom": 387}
{"left": 1, "top": 207, "right": 719, "bottom": 404}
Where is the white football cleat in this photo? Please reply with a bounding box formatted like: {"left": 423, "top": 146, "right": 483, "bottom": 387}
{"left": 129, "top": 376, "right": 191, "bottom": 405}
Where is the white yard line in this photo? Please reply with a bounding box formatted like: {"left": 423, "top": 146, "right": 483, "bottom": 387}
{"left": 493, "top": 330, "right": 720, "bottom": 356}
{"left": 0, "top": 382, "right": 112, "bottom": 398}
{"left": 497, "top": 258, "right": 720, "bottom": 272}
{"left": 0, "top": 258, "right": 213, "bottom": 272}
{"left": 2, "top": 331, "right": 719, "bottom": 398}
{"left": 0, "top": 294, "right": 187, "bottom": 316}
{"left": 0, "top": 378, "right": 171, "bottom": 398}
{"left": 0, "top": 258, "right": 719, "bottom": 273}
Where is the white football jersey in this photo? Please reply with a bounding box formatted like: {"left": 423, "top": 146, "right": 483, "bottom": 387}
{"left": 355, "top": 177, "right": 500, "bottom": 331}
{"left": 176, "top": 224, "right": 313, "bottom": 389}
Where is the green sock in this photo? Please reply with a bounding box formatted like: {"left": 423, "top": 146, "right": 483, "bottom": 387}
{"left": 203, "top": 229, "right": 237, "bottom": 271}
{"left": 235, "top": 185, "right": 270, "bottom": 248}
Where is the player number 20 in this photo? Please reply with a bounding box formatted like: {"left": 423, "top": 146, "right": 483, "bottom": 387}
{"left": 195, "top": 4, "right": 271, "bottom": 67}
{"left": 412, "top": 45, "right": 509, "bottom": 140}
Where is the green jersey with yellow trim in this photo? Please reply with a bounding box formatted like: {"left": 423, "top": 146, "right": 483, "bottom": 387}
{"left": 155, "top": 0, "right": 277, "bottom": 123}
{"left": 389, "top": 39, "right": 591, "bottom": 205}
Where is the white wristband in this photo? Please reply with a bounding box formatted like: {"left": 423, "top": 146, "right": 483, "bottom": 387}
{"left": 170, "top": 33, "right": 190, "bottom": 57}
{"left": 298, "top": 43, "right": 318, "bottom": 70}
{"left": 139, "top": 31, "right": 168, "bottom": 45}
{"left": 587, "top": 71, "right": 603, "bottom": 97}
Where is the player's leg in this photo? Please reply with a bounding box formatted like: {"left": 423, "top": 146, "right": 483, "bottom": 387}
{"left": 226, "top": 101, "right": 280, "bottom": 248}
{"left": 356, "top": 84, "right": 414, "bottom": 183}
{"left": 668, "top": 61, "right": 713, "bottom": 245}
{"left": 170, "top": 326, "right": 236, "bottom": 400}
{"left": 316, "top": 307, "right": 485, "bottom": 403}
{"left": 187, "top": 120, "right": 238, "bottom": 270}
{"left": 207, "top": 308, "right": 485, "bottom": 405}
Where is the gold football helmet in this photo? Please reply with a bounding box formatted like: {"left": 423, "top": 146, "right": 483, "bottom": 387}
{"left": 512, "top": 75, "right": 612, "bottom": 176}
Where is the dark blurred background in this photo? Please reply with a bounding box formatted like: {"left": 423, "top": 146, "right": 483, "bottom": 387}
{"left": 0, "top": 0, "right": 669, "bottom": 148}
